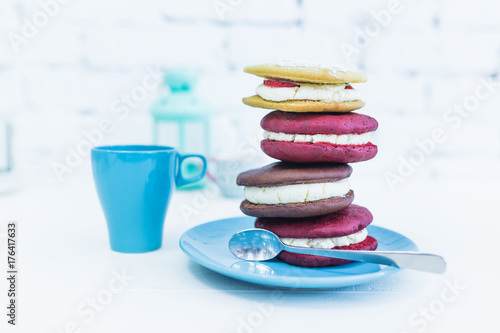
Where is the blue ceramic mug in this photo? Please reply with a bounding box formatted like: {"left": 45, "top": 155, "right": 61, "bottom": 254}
{"left": 91, "top": 145, "right": 207, "bottom": 253}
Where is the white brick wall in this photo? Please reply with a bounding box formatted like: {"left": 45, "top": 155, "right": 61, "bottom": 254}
{"left": 0, "top": 0, "right": 499, "bottom": 181}
{"left": 439, "top": 0, "right": 500, "bottom": 32}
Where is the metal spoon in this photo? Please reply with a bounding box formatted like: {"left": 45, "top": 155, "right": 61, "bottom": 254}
{"left": 228, "top": 228, "right": 446, "bottom": 274}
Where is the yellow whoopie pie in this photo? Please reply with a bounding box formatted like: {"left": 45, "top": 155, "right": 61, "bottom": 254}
{"left": 243, "top": 60, "right": 367, "bottom": 113}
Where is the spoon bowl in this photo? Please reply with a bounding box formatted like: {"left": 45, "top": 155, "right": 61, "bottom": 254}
{"left": 228, "top": 228, "right": 283, "bottom": 261}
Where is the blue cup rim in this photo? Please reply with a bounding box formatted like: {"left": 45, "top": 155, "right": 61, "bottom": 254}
{"left": 92, "top": 145, "right": 177, "bottom": 153}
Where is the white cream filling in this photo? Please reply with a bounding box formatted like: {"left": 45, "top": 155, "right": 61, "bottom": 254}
{"left": 281, "top": 228, "right": 367, "bottom": 249}
{"left": 256, "top": 83, "right": 361, "bottom": 102}
{"left": 244, "top": 179, "right": 350, "bottom": 205}
{"left": 263, "top": 130, "right": 370, "bottom": 145}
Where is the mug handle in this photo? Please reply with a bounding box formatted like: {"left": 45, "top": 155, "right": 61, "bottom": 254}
{"left": 175, "top": 153, "right": 207, "bottom": 187}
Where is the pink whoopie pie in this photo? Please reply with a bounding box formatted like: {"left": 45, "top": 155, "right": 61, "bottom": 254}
{"left": 260, "top": 111, "right": 378, "bottom": 163}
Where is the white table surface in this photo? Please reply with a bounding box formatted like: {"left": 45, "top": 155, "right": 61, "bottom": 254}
{"left": 1, "top": 174, "right": 498, "bottom": 333}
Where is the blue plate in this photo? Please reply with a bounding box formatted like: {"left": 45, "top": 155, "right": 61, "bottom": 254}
{"left": 179, "top": 217, "right": 418, "bottom": 289}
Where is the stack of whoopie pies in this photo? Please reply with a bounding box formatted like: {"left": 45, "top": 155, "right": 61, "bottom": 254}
{"left": 237, "top": 60, "right": 379, "bottom": 267}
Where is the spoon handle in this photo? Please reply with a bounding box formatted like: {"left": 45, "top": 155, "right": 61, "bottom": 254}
{"left": 282, "top": 245, "right": 446, "bottom": 274}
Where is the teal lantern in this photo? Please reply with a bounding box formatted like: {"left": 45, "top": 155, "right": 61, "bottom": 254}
{"left": 0, "top": 111, "right": 17, "bottom": 194}
{"left": 150, "top": 68, "right": 211, "bottom": 189}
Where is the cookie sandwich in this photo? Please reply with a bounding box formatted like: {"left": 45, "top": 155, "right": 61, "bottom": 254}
{"left": 255, "top": 205, "right": 378, "bottom": 267}
{"left": 242, "top": 60, "right": 367, "bottom": 112}
{"left": 261, "top": 111, "right": 378, "bottom": 163}
{"left": 237, "top": 162, "right": 354, "bottom": 218}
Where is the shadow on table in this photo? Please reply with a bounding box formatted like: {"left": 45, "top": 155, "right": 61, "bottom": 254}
{"left": 187, "top": 261, "right": 427, "bottom": 308}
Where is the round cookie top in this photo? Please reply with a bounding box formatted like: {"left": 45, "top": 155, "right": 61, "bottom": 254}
{"left": 261, "top": 111, "right": 378, "bottom": 135}
{"left": 236, "top": 162, "right": 352, "bottom": 187}
{"left": 255, "top": 204, "right": 373, "bottom": 238}
{"left": 244, "top": 60, "right": 367, "bottom": 84}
